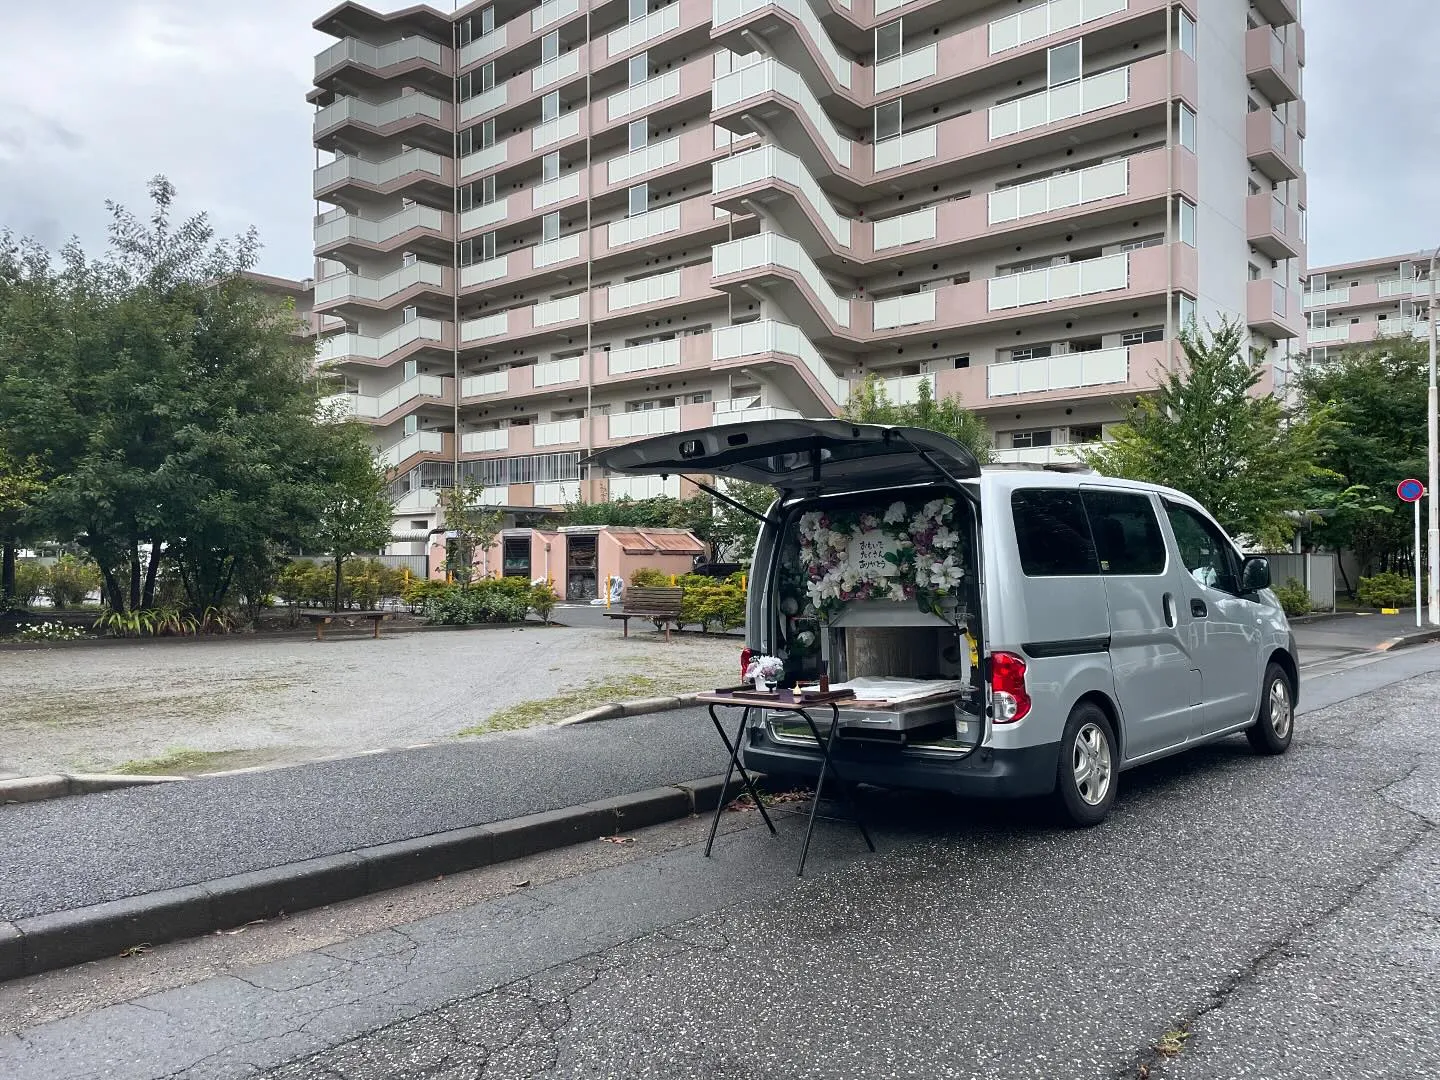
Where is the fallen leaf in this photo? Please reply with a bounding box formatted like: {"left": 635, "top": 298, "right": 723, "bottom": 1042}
{"left": 600, "top": 836, "right": 635, "bottom": 845}
{"left": 118, "top": 944, "right": 152, "bottom": 958}
{"left": 512, "top": 879, "right": 531, "bottom": 888}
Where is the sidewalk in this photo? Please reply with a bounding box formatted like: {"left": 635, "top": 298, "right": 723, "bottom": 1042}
{"left": 1291, "top": 610, "right": 1440, "bottom": 665}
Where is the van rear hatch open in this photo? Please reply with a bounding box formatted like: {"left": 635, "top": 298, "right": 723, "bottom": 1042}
{"left": 582, "top": 418, "right": 981, "bottom": 495}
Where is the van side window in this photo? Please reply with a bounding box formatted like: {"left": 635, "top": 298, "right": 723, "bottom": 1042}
{"left": 1081, "top": 490, "right": 1167, "bottom": 575}
{"left": 1011, "top": 490, "right": 1100, "bottom": 576}
{"left": 1164, "top": 500, "right": 1242, "bottom": 594}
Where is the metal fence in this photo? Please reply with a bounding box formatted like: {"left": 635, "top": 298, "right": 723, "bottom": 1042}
{"left": 371, "top": 553, "right": 428, "bottom": 578}
{"left": 1263, "top": 552, "right": 1337, "bottom": 612}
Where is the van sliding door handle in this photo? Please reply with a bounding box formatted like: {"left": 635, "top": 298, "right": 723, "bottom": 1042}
{"left": 1162, "top": 593, "right": 1176, "bottom": 627}
{"left": 1191, "top": 598, "right": 1209, "bottom": 618}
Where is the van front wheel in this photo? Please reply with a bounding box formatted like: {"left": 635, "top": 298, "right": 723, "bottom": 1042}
{"left": 1245, "top": 662, "right": 1294, "bottom": 756}
{"left": 1052, "top": 703, "right": 1118, "bottom": 827}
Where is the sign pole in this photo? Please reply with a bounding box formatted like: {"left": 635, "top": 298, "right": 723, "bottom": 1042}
{"left": 1398, "top": 479, "right": 1426, "bottom": 623}
{"left": 1418, "top": 496, "right": 1424, "bottom": 628}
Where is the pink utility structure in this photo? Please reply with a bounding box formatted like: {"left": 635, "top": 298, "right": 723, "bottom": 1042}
{"left": 306, "top": 0, "right": 1308, "bottom": 543}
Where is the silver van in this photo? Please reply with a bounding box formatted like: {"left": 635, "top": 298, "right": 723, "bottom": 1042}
{"left": 589, "top": 419, "right": 1298, "bottom": 825}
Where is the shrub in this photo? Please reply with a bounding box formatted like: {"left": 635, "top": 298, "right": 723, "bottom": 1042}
{"left": 423, "top": 585, "right": 530, "bottom": 625}
{"left": 529, "top": 580, "right": 559, "bottom": 624}
{"left": 486, "top": 576, "right": 536, "bottom": 604}
{"left": 44, "top": 555, "right": 101, "bottom": 608}
{"left": 630, "top": 567, "right": 669, "bottom": 587}
{"left": 402, "top": 576, "right": 450, "bottom": 611}
{"left": 96, "top": 606, "right": 199, "bottom": 638}
{"left": 1357, "top": 571, "right": 1421, "bottom": 610}
{"left": 10, "top": 560, "right": 47, "bottom": 608}
{"left": 678, "top": 578, "right": 746, "bottom": 632}
{"left": 1272, "top": 578, "right": 1312, "bottom": 618}
{"left": 13, "top": 620, "right": 87, "bottom": 642}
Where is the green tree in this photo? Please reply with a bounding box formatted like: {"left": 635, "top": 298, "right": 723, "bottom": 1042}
{"left": 709, "top": 480, "right": 776, "bottom": 563}
{"left": 1081, "top": 319, "right": 1331, "bottom": 548}
{"left": 0, "top": 447, "right": 45, "bottom": 606}
{"left": 310, "top": 425, "right": 395, "bottom": 611}
{"left": 841, "top": 374, "right": 993, "bottom": 463}
{"left": 1295, "top": 336, "right": 1427, "bottom": 580}
{"left": 439, "top": 479, "right": 504, "bottom": 586}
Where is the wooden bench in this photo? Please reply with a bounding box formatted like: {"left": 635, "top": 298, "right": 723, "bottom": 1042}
{"left": 302, "top": 611, "right": 390, "bottom": 641}
{"left": 603, "top": 586, "right": 683, "bottom": 642}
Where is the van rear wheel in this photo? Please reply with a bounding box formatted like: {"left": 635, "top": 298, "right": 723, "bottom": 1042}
{"left": 1245, "top": 662, "right": 1294, "bottom": 756}
{"left": 1052, "top": 702, "right": 1118, "bottom": 827}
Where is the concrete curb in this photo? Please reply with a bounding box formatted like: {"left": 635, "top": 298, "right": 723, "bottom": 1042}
{"left": 0, "top": 772, "right": 758, "bottom": 982}
{"left": 0, "top": 773, "right": 183, "bottom": 805}
{"left": 556, "top": 693, "right": 704, "bottom": 727}
{"left": 0, "top": 620, "right": 550, "bottom": 652}
{"left": 1376, "top": 627, "right": 1440, "bottom": 652}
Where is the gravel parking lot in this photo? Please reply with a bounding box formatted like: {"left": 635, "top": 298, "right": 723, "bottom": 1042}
{"left": 0, "top": 626, "right": 738, "bottom": 776}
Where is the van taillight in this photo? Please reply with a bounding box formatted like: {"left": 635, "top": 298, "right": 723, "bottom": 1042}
{"left": 990, "top": 652, "right": 1031, "bottom": 723}
{"left": 740, "top": 647, "right": 753, "bottom": 680}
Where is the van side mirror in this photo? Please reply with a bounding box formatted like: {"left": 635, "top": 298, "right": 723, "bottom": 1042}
{"left": 1241, "top": 556, "right": 1271, "bottom": 593}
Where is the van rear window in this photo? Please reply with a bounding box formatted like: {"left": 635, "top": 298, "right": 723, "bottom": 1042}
{"left": 1011, "top": 490, "right": 1100, "bottom": 576}
{"left": 1082, "top": 489, "right": 1167, "bottom": 575}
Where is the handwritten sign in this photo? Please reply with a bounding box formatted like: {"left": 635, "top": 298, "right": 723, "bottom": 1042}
{"left": 847, "top": 530, "right": 899, "bottom": 580}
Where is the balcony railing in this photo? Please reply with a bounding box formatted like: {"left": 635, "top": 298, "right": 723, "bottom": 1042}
{"left": 609, "top": 407, "right": 681, "bottom": 439}
{"left": 461, "top": 312, "right": 509, "bottom": 343}
{"left": 872, "top": 206, "right": 936, "bottom": 251}
{"left": 460, "top": 201, "right": 508, "bottom": 233}
{"left": 713, "top": 0, "right": 852, "bottom": 89}
{"left": 990, "top": 0, "right": 1128, "bottom": 55}
{"left": 873, "top": 126, "right": 938, "bottom": 173}
{"left": 318, "top": 318, "right": 446, "bottom": 364}
{"left": 315, "top": 204, "right": 447, "bottom": 248}
{"left": 608, "top": 71, "right": 681, "bottom": 122}
{"left": 1304, "top": 286, "right": 1350, "bottom": 308}
{"left": 315, "top": 36, "right": 446, "bottom": 77}
{"left": 713, "top": 146, "right": 852, "bottom": 247}
{"left": 608, "top": 137, "right": 681, "bottom": 185}
{"left": 532, "top": 0, "right": 580, "bottom": 33}
{"left": 873, "top": 292, "right": 938, "bottom": 330}
{"left": 460, "top": 84, "right": 507, "bottom": 122}
{"left": 712, "top": 232, "right": 852, "bottom": 328}
{"left": 314, "top": 148, "right": 447, "bottom": 193}
{"left": 460, "top": 26, "right": 506, "bottom": 66}
{"left": 534, "top": 173, "right": 582, "bottom": 209}
{"left": 988, "top": 158, "right": 1129, "bottom": 225}
{"left": 461, "top": 143, "right": 507, "bottom": 176}
{"left": 535, "top": 294, "right": 584, "bottom": 325}
{"left": 533, "top": 356, "right": 582, "bottom": 387}
{"left": 379, "top": 430, "right": 446, "bottom": 468}
{"left": 314, "top": 261, "right": 446, "bottom": 304}
{"left": 610, "top": 474, "right": 680, "bottom": 500}
{"left": 533, "top": 234, "right": 582, "bottom": 268}
{"left": 988, "top": 252, "right": 1129, "bottom": 311}
{"left": 987, "top": 346, "right": 1130, "bottom": 397}
{"left": 609, "top": 338, "right": 683, "bottom": 375}
{"left": 989, "top": 66, "right": 1129, "bottom": 140}
{"left": 461, "top": 256, "right": 509, "bottom": 287}
{"left": 532, "top": 111, "right": 582, "bottom": 151}
{"left": 874, "top": 45, "right": 937, "bottom": 94}
{"left": 714, "top": 405, "right": 801, "bottom": 424}
{"left": 535, "top": 480, "right": 581, "bottom": 505}
{"left": 533, "top": 51, "right": 582, "bottom": 92}
{"left": 462, "top": 428, "right": 509, "bottom": 452}
{"left": 462, "top": 370, "right": 509, "bottom": 398}
{"left": 608, "top": 204, "right": 682, "bottom": 248}
{"left": 325, "top": 374, "right": 448, "bottom": 419}
{"left": 609, "top": 5, "right": 681, "bottom": 56}
{"left": 314, "top": 94, "right": 446, "bottom": 135}
{"left": 1305, "top": 324, "right": 1348, "bottom": 345}
{"left": 534, "top": 419, "right": 582, "bottom": 446}
{"left": 713, "top": 320, "right": 849, "bottom": 404}
{"left": 608, "top": 270, "right": 681, "bottom": 311}
{"left": 876, "top": 373, "right": 935, "bottom": 406}
{"left": 712, "top": 59, "right": 853, "bottom": 167}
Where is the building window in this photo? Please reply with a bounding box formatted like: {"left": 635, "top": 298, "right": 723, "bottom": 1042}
{"left": 404, "top": 414, "right": 419, "bottom": 436}
{"left": 1121, "top": 328, "right": 1164, "bottom": 347}
{"left": 1048, "top": 40, "right": 1082, "bottom": 87}
{"left": 1177, "top": 198, "right": 1197, "bottom": 246}
{"left": 403, "top": 305, "right": 418, "bottom": 323}
{"left": 401, "top": 251, "right": 417, "bottom": 267}
{"left": 1178, "top": 9, "right": 1197, "bottom": 59}
{"left": 541, "top": 91, "right": 560, "bottom": 123}
{"left": 542, "top": 152, "right": 560, "bottom": 182}
{"left": 1010, "top": 429, "right": 1054, "bottom": 449}
{"left": 541, "top": 31, "right": 559, "bottom": 63}
{"left": 874, "top": 100, "right": 902, "bottom": 142}
{"left": 481, "top": 61, "right": 495, "bottom": 92}
{"left": 628, "top": 183, "right": 649, "bottom": 217}
{"left": 628, "top": 52, "right": 648, "bottom": 87}
{"left": 1179, "top": 294, "right": 1196, "bottom": 328}
{"left": 411, "top": 519, "right": 429, "bottom": 531}
{"left": 1010, "top": 344, "right": 1053, "bottom": 362}
{"left": 1179, "top": 104, "right": 1197, "bottom": 153}
{"left": 628, "top": 120, "right": 648, "bottom": 151}
{"left": 481, "top": 231, "right": 496, "bottom": 260}
{"left": 1070, "top": 424, "right": 1103, "bottom": 443}
{"left": 952, "top": 354, "right": 970, "bottom": 369}
{"left": 1249, "top": 264, "right": 1262, "bottom": 281}
{"left": 542, "top": 213, "right": 560, "bottom": 242}
{"left": 875, "top": 20, "right": 903, "bottom": 63}
{"left": 1120, "top": 235, "right": 1164, "bottom": 252}
{"left": 628, "top": 0, "right": 647, "bottom": 21}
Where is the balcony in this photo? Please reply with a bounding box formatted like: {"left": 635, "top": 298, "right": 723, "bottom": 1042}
{"left": 711, "top": 232, "right": 855, "bottom": 340}
{"left": 533, "top": 355, "right": 583, "bottom": 389}
{"left": 986, "top": 345, "right": 1145, "bottom": 402}
{"left": 607, "top": 70, "right": 684, "bottom": 124}
{"left": 314, "top": 148, "right": 451, "bottom": 201}
{"left": 459, "top": 25, "right": 506, "bottom": 67}
{"left": 992, "top": 445, "right": 1089, "bottom": 466}
{"left": 1251, "top": 0, "right": 1299, "bottom": 27}
{"left": 598, "top": 333, "right": 716, "bottom": 385}
{"left": 1309, "top": 318, "right": 1433, "bottom": 350}
{"left": 379, "top": 431, "right": 453, "bottom": 472}
{"left": 312, "top": 93, "right": 450, "bottom": 145}
{"left": 609, "top": 475, "right": 681, "bottom": 500}
{"left": 1304, "top": 286, "right": 1350, "bottom": 309}
{"left": 608, "top": 3, "right": 684, "bottom": 57}
{"left": 534, "top": 481, "right": 581, "bottom": 506}
{"left": 609, "top": 407, "right": 682, "bottom": 440}
{"left": 461, "top": 428, "right": 510, "bottom": 454}
{"left": 317, "top": 318, "right": 451, "bottom": 368}
{"left": 1246, "top": 194, "right": 1302, "bottom": 261}
{"left": 711, "top": 319, "right": 850, "bottom": 411}
{"left": 988, "top": 0, "right": 1129, "bottom": 55}
{"left": 313, "top": 262, "right": 450, "bottom": 313}
{"left": 1245, "top": 27, "right": 1301, "bottom": 104}
{"left": 988, "top": 253, "right": 1129, "bottom": 311}
{"left": 711, "top": 58, "right": 855, "bottom": 181}
{"left": 314, "top": 36, "right": 451, "bottom": 83}
{"left": 1247, "top": 278, "right": 1302, "bottom": 340}
{"left": 712, "top": 145, "right": 853, "bottom": 253}
{"left": 314, "top": 205, "right": 452, "bottom": 257}
{"left": 324, "top": 374, "right": 454, "bottom": 424}
{"left": 461, "top": 370, "right": 511, "bottom": 400}
{"left": 711, "top": 0, "right": 858, "bottom": 104}
{"left": 989, "top": 66, "right": 1130, "bottom": 141}
{"left": 1246, "top": 111, "right": 1302, "bottom": 182}
{"left": 393, "top": 487, "right": 441, "bottom": 513}
{"left": 533, "top": 418, "right": 585, "bottom": 448}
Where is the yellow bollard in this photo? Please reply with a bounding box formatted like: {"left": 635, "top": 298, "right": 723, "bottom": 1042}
{"left": 740, "top": 573, "right": 747, "bottom": 592}
{"left": 605, "top": 578, "right": 611, "bottom": 609}
{"left": 670, "top": 574, "right": 676, "bottom": 586}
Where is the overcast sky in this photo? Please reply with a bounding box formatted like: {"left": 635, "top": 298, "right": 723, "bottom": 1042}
{"left": 2, "top": 1, "right": 1437, "bottom": 277}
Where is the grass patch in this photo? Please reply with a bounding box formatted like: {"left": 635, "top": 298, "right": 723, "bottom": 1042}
{"left": 458, "top": 672, "right": 715, "bottom": 736}
{"left": 111, "top": 747, "right": 269, "bottom": 776}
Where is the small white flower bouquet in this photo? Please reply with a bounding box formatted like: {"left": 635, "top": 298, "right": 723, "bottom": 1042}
{"left": 744, "top": 654, "right": 785, "bottom": 692}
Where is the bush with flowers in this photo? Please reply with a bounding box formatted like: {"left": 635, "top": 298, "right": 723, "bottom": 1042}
{"left": 797, "top": 496, "right": 967, "bottom": 619}
{"left": 12, "top": 620, "right": 88, "bottom": 642}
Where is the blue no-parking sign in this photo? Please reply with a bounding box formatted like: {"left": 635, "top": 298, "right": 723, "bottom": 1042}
{"left": 1398, "top": 478, "right": 1425, "bottom": 503}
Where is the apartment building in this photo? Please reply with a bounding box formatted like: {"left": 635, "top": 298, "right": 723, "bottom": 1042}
{"left": 308, "top": 0, "right": 1307, "bottom": 533}
{"left": 1304, "top": 252, "right": 1435, "bottom": 365}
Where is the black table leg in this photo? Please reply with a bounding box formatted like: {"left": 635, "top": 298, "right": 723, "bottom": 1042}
{"left": 795, "top": 704, "right": 876, "bottom": 877}
{"left": 705, "top": 704, "right": 777, "bottom": 858}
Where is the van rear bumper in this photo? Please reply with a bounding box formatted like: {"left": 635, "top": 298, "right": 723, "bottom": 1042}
{"left": 743, "top": 735, "right": 1060, "bottom": 799}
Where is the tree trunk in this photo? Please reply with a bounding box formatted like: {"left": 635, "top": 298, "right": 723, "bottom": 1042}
{"left": 1, "top": 540, "right": 15, "bottom": 608}
{"left": 333, "top": 554, "right": 344, "bottom": 613}
{"left": 129, "top": 544, "right": 142, "bottom": 610}
{"left": 141, "top": 540, "right": 162, "bottom": 610}
{"left": 101, "top": 566, "right": 126, "bottom": 612}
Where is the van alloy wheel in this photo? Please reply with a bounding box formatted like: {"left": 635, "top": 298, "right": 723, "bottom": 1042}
{"left": 1247, "top": 662, "right": 1295, "bottom": 756}
{"left": 1269, "top": 678, "right": 1292, "bottom": 740}
{"left": 1072, "top": 722, "right": 1113, "bottom": 806}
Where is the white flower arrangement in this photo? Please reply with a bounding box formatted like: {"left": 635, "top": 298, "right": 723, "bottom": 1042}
{"left": 744, "top": 654, "right": 785, "bottom": 690}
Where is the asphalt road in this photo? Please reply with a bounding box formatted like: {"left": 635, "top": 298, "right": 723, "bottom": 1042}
{"left": 2, "top": 644, "right": 1438, "bottom": 1079}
